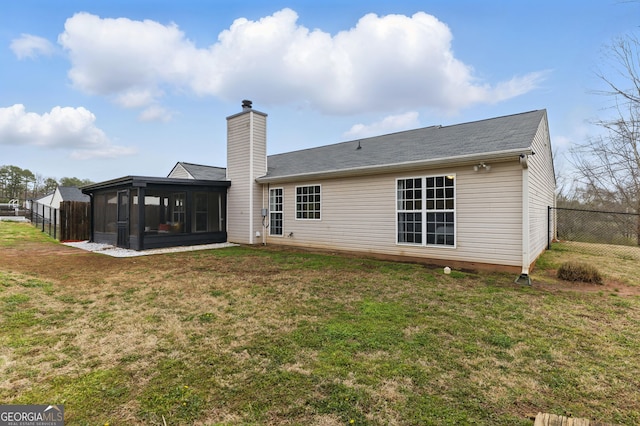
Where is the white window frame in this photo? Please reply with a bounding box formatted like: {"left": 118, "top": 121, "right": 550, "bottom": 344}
{"left": 269, "top": 187, "right": 284, "bottom": 236}
{"left": 396, "top": 175, "right": 456, "bottom": 248}
{"left": 295, "top": 184, "right": 321, "bottom": 220}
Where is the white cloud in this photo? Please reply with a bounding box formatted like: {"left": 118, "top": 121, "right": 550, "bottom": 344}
{"left": 344, "top": 111, "right": 420, "bottom": 139}
{"left": 114, "top": 89, "right": 162, "bottom": 109}
{"left": 57, "top": 9, "right": 546, "bottom": 114}
{"left": 10, "top": 34, "right": 55, "bottom": 59}
{"left": 0, "top": 104, "right": 136, "bottom": 160}
{"left": 138, "top": 105, "right": 173, "bottom": 122}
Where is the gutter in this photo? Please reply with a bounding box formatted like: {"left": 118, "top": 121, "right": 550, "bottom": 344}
{"left": 256, "top": 147, "right": 533, "bottom": 184}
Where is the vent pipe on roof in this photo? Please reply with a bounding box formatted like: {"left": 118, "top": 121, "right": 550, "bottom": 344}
{"left": 242, "top": 99, "right": 253, "bottom": 111}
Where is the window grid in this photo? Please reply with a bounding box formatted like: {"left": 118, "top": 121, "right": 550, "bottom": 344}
{"left": 269, "top": 188, "right": 283, "bottom": 236}
{"left": 296, "top": 185, "right": 321, "bottom": 220}
{"left": 397, "top": 178, "right": 422, "bottom": 244}
{"left": 397, "top": 176, "right": 455, "bottom": 247}
{"left": 425, "top": 176, "right": 455, "bottom": 246}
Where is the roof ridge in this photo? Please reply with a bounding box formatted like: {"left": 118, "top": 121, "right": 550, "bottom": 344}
{"left": 178, "top": 161, "right": 225, "bottom": 169}
{"left": 438, "top": 109, "right": 543, "bottom": 130}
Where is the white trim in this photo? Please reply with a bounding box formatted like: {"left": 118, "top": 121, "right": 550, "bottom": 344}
{"left": 269, "top": 187, "right": 284, "bottom": 236}
{"left": 521, "top": 164, "right": 530, "bottom": 275}
{"left": 249, "top": 111, "right": 254, "bottom": 244}
{"left": 395, "top": 174, "right": 456, "bottom": 248}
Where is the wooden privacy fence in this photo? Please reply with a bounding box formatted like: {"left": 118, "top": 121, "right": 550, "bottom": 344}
{"left": 59, "top": 201, "right": 90, "bottom": 241}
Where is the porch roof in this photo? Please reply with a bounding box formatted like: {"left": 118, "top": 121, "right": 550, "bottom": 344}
{"left": 81, "top": 176, "right": 230, "bottom": 193}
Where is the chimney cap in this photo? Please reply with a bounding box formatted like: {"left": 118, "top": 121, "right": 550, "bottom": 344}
{"left": 242, "top": 99, "right": 253, "bottom": 110}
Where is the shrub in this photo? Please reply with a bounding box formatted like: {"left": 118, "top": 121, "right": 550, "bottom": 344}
{"left": 557, "top": 261, "right": 603, "bottom": 284}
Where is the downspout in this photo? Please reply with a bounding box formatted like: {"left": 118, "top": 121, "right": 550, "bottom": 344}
{"left": 262, "top": 183, "right": 267, "bottom": 245}
{"left": 516, "top": 154, "right": 531, "bottom": 285}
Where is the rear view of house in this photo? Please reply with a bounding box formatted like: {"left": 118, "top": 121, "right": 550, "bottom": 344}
{"left": 85, "top": 101, "right": 556, "bottom": 279}
{"left": 226, "top": 102, "right": 555, "bottom": 279}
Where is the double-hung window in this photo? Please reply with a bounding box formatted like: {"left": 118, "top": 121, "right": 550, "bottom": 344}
{"left": 296, "top": 185, "right": 321, "bottom": 220}
{"left": 397, "top": 175, "right": 455, "bottom": 246}
{"left": 269, "top": 188, "right": 283, "bottom": 236}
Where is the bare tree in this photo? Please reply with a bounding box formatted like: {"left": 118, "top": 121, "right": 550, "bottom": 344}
{"left": 597, "top": 35, "right": 640, "bottom": 105}
{"left": 570, "top": 34, "right": 640, "bottom": 244}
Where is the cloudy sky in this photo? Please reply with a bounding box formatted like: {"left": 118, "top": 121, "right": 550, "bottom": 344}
{"left": 0, "top": 0, "right": 637, "bottom": 183}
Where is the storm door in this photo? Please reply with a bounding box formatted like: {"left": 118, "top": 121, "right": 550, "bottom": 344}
{"left": 116, "top": 190, "right": 130, "bottom": 248}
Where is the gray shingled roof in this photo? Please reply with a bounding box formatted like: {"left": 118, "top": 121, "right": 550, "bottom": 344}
{"left": 57, "top": 186, "right": 90, "bottom": 202}
{"left": 258, "top": 110, "right": 546, "bottom": 182}
{"left": 178, "top": 162, "right": 227, "bottom": 180}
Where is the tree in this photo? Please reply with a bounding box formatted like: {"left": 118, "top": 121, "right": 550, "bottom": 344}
{"left": 59, "top": 177, "right": 94, "bottom": 187}
{"left": 570, "top": 34, "right": 640, "bottom": 244}
{"left": 0, "top": 165, "right": 93, "bottom": 201}
{"left": 0, "top": 165, "right": 31, "bottom": 201}
{"left": 43, "top": 178, "right": 58, "bottom": 194}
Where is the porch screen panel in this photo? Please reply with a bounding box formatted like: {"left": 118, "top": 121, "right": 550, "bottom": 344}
{"left": 94, "top": 193, "right": 106, "bottom": 233}
{"left": 130, "top": 189, "right": 138, "bottom": 236}
{"left": 193, "top": 192, "right": 221, "bottom": 233}
{"left": 144, "top": 191, "right": 186, "bottom": 234}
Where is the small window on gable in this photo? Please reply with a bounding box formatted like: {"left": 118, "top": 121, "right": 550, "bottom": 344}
{"left": 296, "top": 185, "right": 321, "bottom": 220}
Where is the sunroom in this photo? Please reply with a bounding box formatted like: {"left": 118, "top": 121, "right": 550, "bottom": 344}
{"left": 81, "top": 176, "right": 229, "bottom": 250}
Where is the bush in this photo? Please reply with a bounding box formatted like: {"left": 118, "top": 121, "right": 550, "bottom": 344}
{"left": 557, "top": 261, "right": 603, "bottom": 284}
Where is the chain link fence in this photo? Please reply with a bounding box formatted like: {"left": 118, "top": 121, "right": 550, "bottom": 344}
{"left": 549, "top": 206, "right": 640, "bottom": 256}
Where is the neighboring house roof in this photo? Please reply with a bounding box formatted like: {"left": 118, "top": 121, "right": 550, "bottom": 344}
{"left": 33, "top": 192, "right": 54, "bottom": 206}
{"left": 56, "top": 186, "right": 90, "bottom": 202}
{"left": 168, "top": 162, "right": 227, "bottom": 180}
{"left": 257, "top": 110, "right": 546, "bottom": 183}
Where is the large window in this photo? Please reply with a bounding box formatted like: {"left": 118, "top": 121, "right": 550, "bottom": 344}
{"left": 296, "top": 185, "right": 321, "bottom": 220}
{"left": 270, "top": 188, "right": 283, "bottom": 235}
{"left": 397, "top": 175, "right": 455, "bottom": 246}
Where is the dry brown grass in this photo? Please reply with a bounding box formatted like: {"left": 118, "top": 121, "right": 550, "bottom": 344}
{"left": 1, "top": 223, "right": 640, "bottom": 425}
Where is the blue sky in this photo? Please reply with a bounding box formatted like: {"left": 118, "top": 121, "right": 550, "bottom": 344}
{"left": 0, "top": 0, "right": 637, "bottom": 183}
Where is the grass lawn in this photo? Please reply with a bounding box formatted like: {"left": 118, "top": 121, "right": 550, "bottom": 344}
{"left": 0, "top": 221, "right": 639, "bottom": 425}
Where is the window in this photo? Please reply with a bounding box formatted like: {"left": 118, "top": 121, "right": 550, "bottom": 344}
{"left": 296, "top": 185, "right": 321, "bottom": 219}
{"left": 397, "top": 178, "right": 422, "bottom": 244}
{"left": 397, "top": 175, "right": 455, "bottom": 246}
{"left": 270, "top": 188, "right": 283, "bottom": 235}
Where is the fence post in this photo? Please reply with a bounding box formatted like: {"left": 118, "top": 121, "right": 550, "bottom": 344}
{"left": 548, "top": 206, "right": 551, "bottom": 250}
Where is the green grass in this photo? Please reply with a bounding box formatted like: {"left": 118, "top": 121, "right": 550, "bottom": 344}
{"left": 0, "top": 222, "right": 639, "bottom": 424}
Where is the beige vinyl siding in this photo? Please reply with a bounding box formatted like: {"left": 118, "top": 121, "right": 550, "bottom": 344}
{"left": 167, "top": 164, "right": 192, "bottom": 179}
{"left": 527, "top": 114, "right": 556, "bottom": 263}
{"left": 226, "top": 113, "right": 252, "bottom": 243}
{"left": 250, "top": 113, "right": 267, "bottom": 242}
{"left": 264, "top": 161, "right": 524, "bottom": 267}
{"left": 457, "top": 162, "right": 523, "bottom": 266}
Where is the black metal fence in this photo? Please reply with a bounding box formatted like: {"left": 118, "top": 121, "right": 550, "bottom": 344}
{"left": 29, "top": 201, "right": 90, "bottom": 241}
{"left": 30, "top": 201, "right": 60, "bottom": 240}
{"left": 549, "top": 206, "right": 640, "bottom": 249}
